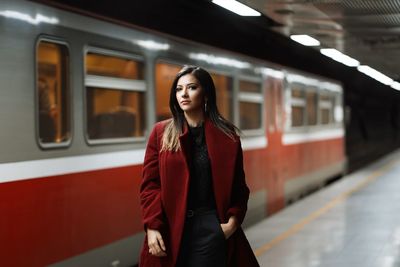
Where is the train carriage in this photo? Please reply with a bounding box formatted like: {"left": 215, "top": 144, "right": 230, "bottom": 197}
{"left": 0, "top": 1, "right": 345, "bottom": 266}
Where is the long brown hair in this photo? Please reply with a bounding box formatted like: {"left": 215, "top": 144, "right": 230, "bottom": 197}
{"left": 161, "top": 65, "right": 239, "bottom": 152}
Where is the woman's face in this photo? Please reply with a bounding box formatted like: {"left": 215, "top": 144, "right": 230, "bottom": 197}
{"left": 176, "top": 74, "right": 205, "bottom": 113}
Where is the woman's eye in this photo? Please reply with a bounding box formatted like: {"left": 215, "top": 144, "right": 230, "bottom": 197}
{"left": 189, "top": 85, "right": 197, "bottom": 90}
{"left": 176, "top": 87, "right": 182, "bottom": 91}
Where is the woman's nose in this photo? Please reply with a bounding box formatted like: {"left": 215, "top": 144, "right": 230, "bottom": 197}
{"left": 181, "top": 89, "right": 188, "bottom": 98}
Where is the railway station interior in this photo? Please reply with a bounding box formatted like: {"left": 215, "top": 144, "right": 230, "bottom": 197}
{"left": 1, "top": 0, "right": 400, "bottom": 266}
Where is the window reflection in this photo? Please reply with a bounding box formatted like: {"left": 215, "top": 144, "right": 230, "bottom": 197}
{"left": 37, "top": 41, "right": 70, "bottom": 145}
{"left": 85, "top": 51, "right": 145, "bottom": 140}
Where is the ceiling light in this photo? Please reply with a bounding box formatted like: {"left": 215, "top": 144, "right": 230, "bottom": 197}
{"left": 320, "top": 48, "right": 360, "bottom": 67}
{"left": 212, "top": 0, "right": 261, "bottom": 16}
{"left": 357, "top": 65, "right": 393, "bottom": 85}
{"left": 290, "top": 35, "right": 320, "bottom": 46}
{"left": 391, "top": 81, "right": 400, "bottom": 91}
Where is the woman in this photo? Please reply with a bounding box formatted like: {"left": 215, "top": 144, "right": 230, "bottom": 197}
{"left": 139, "top": 65, "right": 259, "bottom": 267}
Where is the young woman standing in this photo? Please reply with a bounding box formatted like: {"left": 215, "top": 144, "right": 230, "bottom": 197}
{"left": 139, "top": 65, "right": 259, "bottom": 267}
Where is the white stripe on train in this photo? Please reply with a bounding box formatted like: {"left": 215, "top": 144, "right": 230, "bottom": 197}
{"left": 0, "top": 136, "right": 266, "bottom": 184}
{"left": 0, "top": 132, "right": 343, "bottom": 184}
{"left": 282, "top": 128, "right": 344, "bottom": 145}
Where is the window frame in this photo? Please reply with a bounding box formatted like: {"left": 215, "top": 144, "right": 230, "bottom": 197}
{"left": 319, "top": 90, "right": 334, "bottom": 125}
{"left": 237, "top": 75, "right": 265, "bottom": 136}
{"left": 35, "top": 36, "right": 72, "bottom": 150}
{"left": 83, "top": 46, "right": 147, "bottom": 145}
{"left": 288, "top": 82, "right": 307, "bottom": 129}
{"left": 305, "top": 86, "right": 318, "bottom": 126}
{"left": 285, "top": 75, "right": 343, "bottom": 132}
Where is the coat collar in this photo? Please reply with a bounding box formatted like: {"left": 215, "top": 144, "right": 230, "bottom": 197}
{"left": 178, "top": 117, "right": 237, "bottom": 151}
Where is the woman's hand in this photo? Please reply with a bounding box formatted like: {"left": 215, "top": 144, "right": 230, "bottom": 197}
{"left": 220, "top": 216, "right": 238, "bottom": 239}
{"left": 147, "top": 229, "right": 167, "bottom": 257}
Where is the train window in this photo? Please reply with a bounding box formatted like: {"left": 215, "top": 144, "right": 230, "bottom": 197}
{"left": 155, "top": 62, "right": 182, "bottom": 121}
{"left": 240, "top": 80, "right": 262, "bottom": 93}
{"left": 239, "top": 80, "right": 263, "bottom": 131}
{"left": 86, "top": 53, "right": 143, "bottom": 79}
{"left": 36, "top": 40, "right": 71, "bottom": 146}
{"left": 211, "top": 73, "right": 233, "bottom": 121}
{"left": 306, "top": 91, "right": 317, "bottom": 125}
{"left": 290, "top": 87, "right": 305, "bottom": 127}
{"left": 85, "top": 51, "right": 145, "bottom": 141}
{"left": 320, "top": 94, "right": 333, "bottom": 124}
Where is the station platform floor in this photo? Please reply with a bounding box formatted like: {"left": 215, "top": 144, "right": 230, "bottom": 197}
{"left": 245, "top": 149, "right": 400, "bottom": 267}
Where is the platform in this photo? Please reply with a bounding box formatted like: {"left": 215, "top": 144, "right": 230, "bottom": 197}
{"left": 245, "top": 149, "right": 400, "bottom": 267}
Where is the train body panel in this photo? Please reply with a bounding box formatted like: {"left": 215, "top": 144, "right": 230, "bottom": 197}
{"left": 0, "top": 0, "right": 345, "bottom": 266}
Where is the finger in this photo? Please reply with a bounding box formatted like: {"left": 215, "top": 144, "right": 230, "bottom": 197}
{"left": 157, "top": 234, "right": 166, "bottom": 251}
{"left": 154, "top": 251, "right": 167, "bottom": 257}
{"left": 149, "top": 243, "right": 160, "bottom": 255}
{"left": 152, "top": 242, "right": 161, "bottom": 254}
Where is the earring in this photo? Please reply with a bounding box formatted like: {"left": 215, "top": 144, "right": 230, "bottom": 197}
{"left": 204, "top": 101, "right": 208, "bottom": 112}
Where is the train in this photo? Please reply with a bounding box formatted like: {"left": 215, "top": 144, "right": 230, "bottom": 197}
{"left": 0, "top": 1, "right": 346, "bottom": 266}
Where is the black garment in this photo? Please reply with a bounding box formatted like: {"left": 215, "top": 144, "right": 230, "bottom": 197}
{"left": 187, "top": 124, "right": 217, "bottom": 210}
{"left": 176, "top": 210, "right": 226, "bottom": 267}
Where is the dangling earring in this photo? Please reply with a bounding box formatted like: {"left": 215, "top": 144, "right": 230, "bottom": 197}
{"left": 204, "top": 100, "right": 208, "bottom": 112}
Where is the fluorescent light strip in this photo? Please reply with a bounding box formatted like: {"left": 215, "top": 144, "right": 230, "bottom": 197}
{"left": 320, "top": 48, "right": 360, "bottom": 67}
{"left": 391, "top": 81, "right": 400, "bottom": 91}
{"left": 212, "top": 0, "right": 261, "bottom": 16}
{"left": 290, "top": 35, "right": 320, "bottom": 46}
{"left": 357, "top": 65, "right": 393, "bottom": 85}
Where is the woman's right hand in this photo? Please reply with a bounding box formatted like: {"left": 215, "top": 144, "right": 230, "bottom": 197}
{"left": 147, "top": 229, "right": 167, "bottom": 257}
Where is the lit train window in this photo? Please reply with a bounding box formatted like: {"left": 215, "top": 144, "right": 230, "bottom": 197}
{"left": 155, "top": 62, "right": 233, "bottom": 122}
{"left": 320, "top": 93, "right": 334, "bottom": 124}
{"left": 211, "top": 73, "right": 233, "bottom": 121}
{"left": 85, "top": 50, "right": 145, "bottom": 142}
{"left": 306, "top": 90, "right": 317, "bottom": 125}
{"left": 155, "top": 62, "right": 181, "bottom": 121}
{"left": 291, "top": 87, "right": 305, "bottom": 127}
{"left": 239, "top": 80, "right": 263, "bottom": 131}
{"left": 36, "top": 40, "right": 71, "bottom": 147}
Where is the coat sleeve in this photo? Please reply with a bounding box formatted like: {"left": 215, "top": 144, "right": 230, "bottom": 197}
{"left": 226, "top": 140, "right": 250, "bottom": 225}
{"left": 139, "top": 124, "right": 164, "bottom": 232}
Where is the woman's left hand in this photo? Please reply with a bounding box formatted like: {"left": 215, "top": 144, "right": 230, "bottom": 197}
{"left": 220, "top": 216, "right": 238, "bottom": 239}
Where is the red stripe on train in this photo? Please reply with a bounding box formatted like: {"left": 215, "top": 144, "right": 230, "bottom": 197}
{"left": 0, "top": 165, "right": 143, "bottom": 267}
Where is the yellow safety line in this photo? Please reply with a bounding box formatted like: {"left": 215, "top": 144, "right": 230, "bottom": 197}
{"left": 254, "top": 160, "right": 398, "bottom": 257}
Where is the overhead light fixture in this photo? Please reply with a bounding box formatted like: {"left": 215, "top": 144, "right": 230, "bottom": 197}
{"left": 290, "top": 35, "right": 320, "bottom": 46}
{"left": 212, "top": 0, "right": 261, "bottom": 16}
{"left": 320, "top": 48, "right": 360, "bottom": 67}
{"left": 391, "top": 81, "right": 400, "bottom": 91}
{"left": 357, "top": 65, "right": 393, "bottom": 85}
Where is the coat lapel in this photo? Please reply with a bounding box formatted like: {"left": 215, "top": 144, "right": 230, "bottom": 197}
{"left": 204, "top": 119, "right": 238, "bottom": 221}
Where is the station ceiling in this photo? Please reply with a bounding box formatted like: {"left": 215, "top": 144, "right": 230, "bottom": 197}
{"left": 241, "top": 0, "right": 400, "bottom": 81}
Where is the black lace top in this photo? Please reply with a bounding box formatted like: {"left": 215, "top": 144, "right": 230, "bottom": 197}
{"left": 187, "top": 124, "right": 217, "bottom": 210}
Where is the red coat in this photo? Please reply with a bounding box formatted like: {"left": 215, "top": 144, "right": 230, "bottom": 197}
{"left": 139, "top": 118, "right": 260, "bottom": 267}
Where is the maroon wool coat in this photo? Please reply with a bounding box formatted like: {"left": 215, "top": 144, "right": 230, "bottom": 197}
{"left": 139, "top": 118, "right": 260, "bottom": 267}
